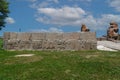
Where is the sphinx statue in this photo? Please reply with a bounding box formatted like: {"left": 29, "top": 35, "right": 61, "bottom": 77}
{"left": 107, "top": 22, "right": 119, "bottom": 40}
{"left": 81, "top": 24, "right": 90, "bottom": 32}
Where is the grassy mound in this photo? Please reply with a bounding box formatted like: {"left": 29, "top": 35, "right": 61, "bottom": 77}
{"left": 0, "top": 50, "right": 120, "bottom": 80}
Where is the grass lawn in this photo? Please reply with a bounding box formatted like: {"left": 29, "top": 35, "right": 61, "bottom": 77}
{"left": 0, "top": 50, "right": 120, "bottom": 80}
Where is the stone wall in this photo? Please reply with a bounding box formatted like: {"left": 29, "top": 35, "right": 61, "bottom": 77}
{"left": 3, "top": 32, "right": 97, "bottom": 50}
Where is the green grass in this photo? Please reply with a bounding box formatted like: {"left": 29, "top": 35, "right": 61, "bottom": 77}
{"left": 0, "top": 50, "right": 120, "bottom": 80}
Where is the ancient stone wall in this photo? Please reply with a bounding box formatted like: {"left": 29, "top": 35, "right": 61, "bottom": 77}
{"left": 3, "top": 32, "right": 97, "bottom": 50}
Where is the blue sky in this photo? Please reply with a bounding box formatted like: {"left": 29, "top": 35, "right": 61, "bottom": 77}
{"left": 1, "top": 0, "right": 120, "bottom": 37}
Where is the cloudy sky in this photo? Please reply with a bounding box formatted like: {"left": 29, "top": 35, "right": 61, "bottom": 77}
{"left": 1, "top": 0, "right": 120, "bottom": 37}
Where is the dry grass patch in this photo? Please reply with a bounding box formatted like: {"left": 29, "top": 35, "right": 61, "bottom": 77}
{"left": 4, "top": 55, "right": 43, "bottom": 65}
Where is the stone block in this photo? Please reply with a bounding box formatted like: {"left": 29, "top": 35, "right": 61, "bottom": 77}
{"left": 6, "top": 40, "right": 19, "bottom": 50}
{"left": 79, "top": 32, "right": 96, "bottom": 41}
{"left": 17, "top": 33, "right": 31, "bottom": 41}
{"left": 4, "top": 32, "right": 17, "bottom": 40}
{"left": 4, "top": 32, "right": 10, "bottom": 40}
{"left": 18, "top": 40, "right": 31, "bottom": 50}
{"left": 32, "top": 40, "right": 42, "bottom": 50}
{"left": 55, "top": 40, "right": 66, "bottom": 50}
{"left": 63, "top": 32, "right": 80, "bottom": 40}
{"left": 31, "top": 33, "right": 46, "bottom": 40}
{"left": 65, "top": 40, "right": 75, "bottom": 50}
{"left": 45, "top": 33, "right": 63, "bottom": 40}
{"left": 42, "top": 40, "right": 55, "bottom": 50}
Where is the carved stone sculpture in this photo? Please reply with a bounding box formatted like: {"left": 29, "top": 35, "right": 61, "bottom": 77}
{"left": 81, "top": 24, "right": 90, "bottom": 32}
{"left": 107, "top": 22, "right": 119, "bottom": 40}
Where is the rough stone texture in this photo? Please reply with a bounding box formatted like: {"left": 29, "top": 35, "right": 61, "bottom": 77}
{"left": 3, "top": 32, "right": 97, "bottom": 50}
{"left": 63, "top": 32, "right": 80, "bottom": 40}
{"left": 79, "top": 32, "right": 96, "bottom": 41}
{"left": 31, "top": 33, "right": 46, "bottom": 40}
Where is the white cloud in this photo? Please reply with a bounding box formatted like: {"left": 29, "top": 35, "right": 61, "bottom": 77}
{"left": 27, "top": 0, "right": 37, "bottom": 2}
{"left": 48, "top": 0, "right": 59, "bottom": 3}
{"left": 53, "top": 0, "right": 59, "bottom": 3}
{"left": 96, "top": 14, "right": 120, "bottom": 30}
{"left": 30, "top": 0, "right": 59, "bottom": 8}
{"left": 36, "top": 6, "right": 120, "bottom": 31}
{"left": 38, "top": 6, "right": 85, "bottom": 18}
{"left": 36, "top": 6, "right": 86, "bottom": 26}
{"left": 109, "top": 0, "right": 120, "bottom": 12}
{"left": 5, "top": 17, "right": 15, "bottom": 24}
{"left": 31, "top": 27, "right": 63, "bottom": 33}
{"left": 36, "top": 6, "right": 98, "bottom": 30}
{"left": 69, "top": 0, "right": 93, "bottom": 2}
{"left": 30, "top": 1, "right": 120, "bottom": 31}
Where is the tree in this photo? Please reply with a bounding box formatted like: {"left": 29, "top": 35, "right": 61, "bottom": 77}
{"left": 0, "top": 0, "right": 9, "bottom": 30}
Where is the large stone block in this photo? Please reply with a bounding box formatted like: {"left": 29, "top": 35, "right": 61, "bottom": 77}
{"left": 17, "top": 33, "right": 31, "bottom": 41}
{"left": 5, "top": 40, "right": 19, "bottom": 50}
{"left": 42, "top": 40, "right": 56, "bottom": 50}
{"left": 32, "top": 40, "right": 43, "bottom": 50}
{"left": 45, "top": 33, "right": 63, "bottom": 40}
{"left": 18, "top": 41, "right": 32, "bottom": 50}
{"left": 54, "top": 40, "right": 66, "bottom": 50}
{"left": 31, "top": 33, "right": 46, "bottom": 40}
{"left": 79, "top": 32, "right": 96, "bottom": 41}
{"left": 63, "top": 32, "right": 80, "bottom": 40}
{"left": 4, "top": 32, "right": 10, "bottom": 40}
{"left": 4, "top": 32, "right": 17, "bottom": 40}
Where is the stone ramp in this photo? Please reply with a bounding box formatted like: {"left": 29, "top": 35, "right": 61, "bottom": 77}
{"left": 97, "top": 41, "right": 120, "bottom": 50}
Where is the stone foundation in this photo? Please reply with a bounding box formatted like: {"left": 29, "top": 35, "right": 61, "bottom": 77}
{"left": 3, "top": 32, "right": 97, "bottom": 50}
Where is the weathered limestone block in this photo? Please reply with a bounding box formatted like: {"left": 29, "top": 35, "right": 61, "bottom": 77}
{"left": 45, "top": 33, "right": 63, "bottom": 40}
{"left": 5, "top": 40, "right": 19, "bottom": 50}
{"left": 4, "top": 32, "right": 10, "bottom": 40}
{"left": 63, "top": 32, "right": 80, "bottom": 40}
{"left": 54, "top": 40, "right": 66, "bottom": 50}
{"left": 79, "top": 40, "right": 86, "bottom": 50}
{"left": 65, "top": 40, "right": 75, "bottom": 50}
{"left": 18, "top": 41, "right": 31, "bottom": 50}
{"left": 42, "top": 40, "right": 55, "bottom": 50}
{"left": 17, "top": 33, "right": 31, "bottom": 41}
{"left": 73, "top": 40, "right": 81, "bottom": 50}
{"left": 32, "top": 40, "right": 42, "bottom": 50}
{"left": 79, "top": 32, "right": 96, "bottom": 41}
{"left": 90, "top": 41, "right": 97, "bottom": 50}
{"left": 31, "top": 33, "right": 46, "bottom": 40}
{"left": 4, "top": 32, "right": 17, "bottom": 40}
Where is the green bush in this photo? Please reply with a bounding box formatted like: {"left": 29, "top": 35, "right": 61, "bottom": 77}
{"left": 0, "top": 38, "right": 3, "bottom": 49}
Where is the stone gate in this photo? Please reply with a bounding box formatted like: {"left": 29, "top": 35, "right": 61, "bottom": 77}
{"left": 3, "top": 32, "right": 97, "bottom": 50}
